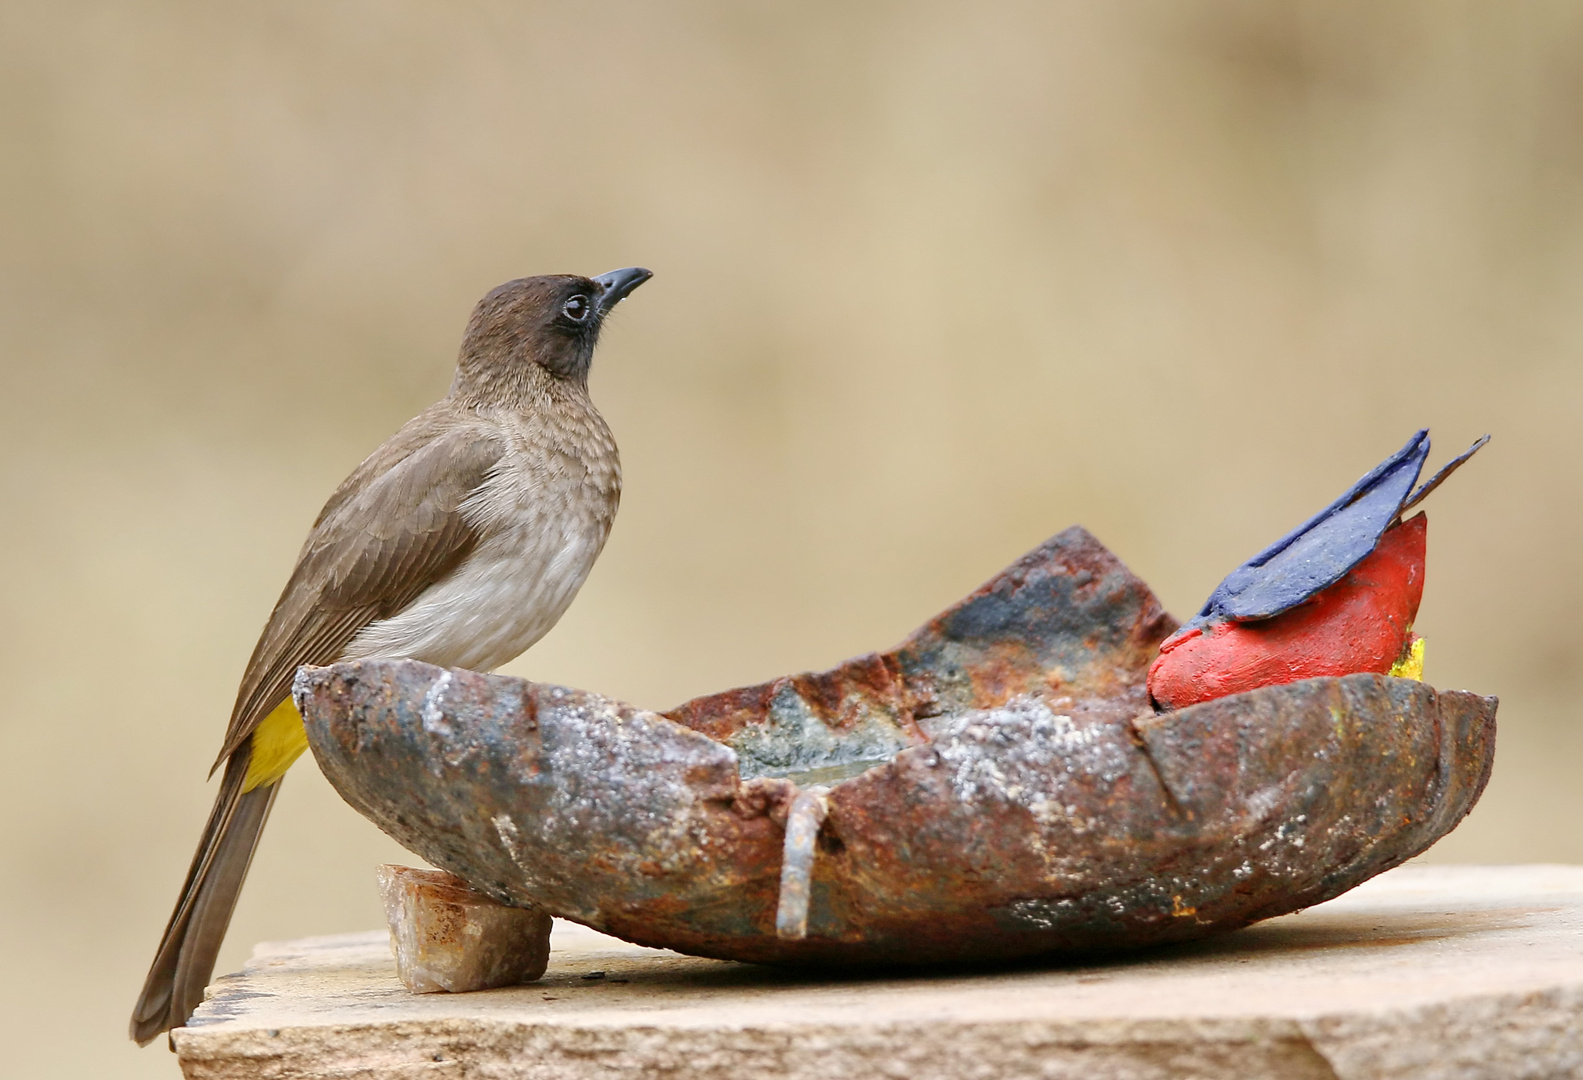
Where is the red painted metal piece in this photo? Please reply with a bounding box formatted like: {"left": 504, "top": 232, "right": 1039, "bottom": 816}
{"left": 1148, "top": 513, "right": 1427, "bottom": 711}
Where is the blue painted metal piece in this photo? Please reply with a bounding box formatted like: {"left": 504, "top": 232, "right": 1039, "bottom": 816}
{"left": 1186, "top": 430, "right": 1485, "bottom": 632}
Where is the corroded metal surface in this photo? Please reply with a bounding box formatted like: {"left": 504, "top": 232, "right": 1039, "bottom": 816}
{"left": 295, "top": 526, "right": 1497, "bottom": 965}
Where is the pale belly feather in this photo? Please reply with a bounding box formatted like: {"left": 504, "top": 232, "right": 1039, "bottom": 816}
{"left": 341, "top": 433, "right": 618, "bottom": 673}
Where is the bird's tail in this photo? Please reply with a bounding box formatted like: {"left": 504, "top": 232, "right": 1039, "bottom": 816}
{"left": 129, "top": 747, "right": 280, "bottom": 1046}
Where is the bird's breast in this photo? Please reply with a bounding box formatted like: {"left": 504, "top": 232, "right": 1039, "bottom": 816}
{"left": 343, "top": 417, "right": 620, "bottom": 673}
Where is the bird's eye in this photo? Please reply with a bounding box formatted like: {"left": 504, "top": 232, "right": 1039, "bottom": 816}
{"left": 562, "top": 295, "right": 591, "bottom": 322}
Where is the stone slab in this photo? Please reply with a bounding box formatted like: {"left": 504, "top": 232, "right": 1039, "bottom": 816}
{"left": 172, "top": 865, "right": 1583, "bottom": 1080}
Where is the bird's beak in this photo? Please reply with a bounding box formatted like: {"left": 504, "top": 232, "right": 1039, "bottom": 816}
{"left": 593, "top": 267, "right": 653, "bottom": 313}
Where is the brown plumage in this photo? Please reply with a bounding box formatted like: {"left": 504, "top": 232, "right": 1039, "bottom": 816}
{"left": 130, "top": 268, "right": 651, "bottom": 1046}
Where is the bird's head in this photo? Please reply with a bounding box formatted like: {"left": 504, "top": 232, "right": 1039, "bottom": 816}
{"left": 451, "top": 267, "right": 652, "bottom": 400}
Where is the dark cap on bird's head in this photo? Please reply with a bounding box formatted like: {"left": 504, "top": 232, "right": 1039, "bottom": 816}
{"left": 451, "top": 267, "right": 652, "bottom": 398}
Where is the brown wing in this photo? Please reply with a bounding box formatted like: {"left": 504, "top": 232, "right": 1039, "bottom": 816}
{"left": 212, "top": 407, "right": 503, "bottom": 769}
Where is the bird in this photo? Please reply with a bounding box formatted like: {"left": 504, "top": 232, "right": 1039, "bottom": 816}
{"left": 1147, "top": 429, "right": 1488, "bottom": 711}
{"left": 129, "top": 267, "right": 652, "bottom": 1045}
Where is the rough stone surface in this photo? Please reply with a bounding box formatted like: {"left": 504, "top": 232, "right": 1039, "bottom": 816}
{"left": 376, "top": 865, "right": 552, "bottom": 994}
{"left": 173, "top": 865, "right": 1583, "bottom": 1080}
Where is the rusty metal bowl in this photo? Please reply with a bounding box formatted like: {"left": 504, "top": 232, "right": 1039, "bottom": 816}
{"left": 295, "top": 526, "right": 1496, "bottom": 965}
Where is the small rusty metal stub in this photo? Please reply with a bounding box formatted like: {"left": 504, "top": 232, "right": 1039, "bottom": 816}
{"left": 295, "top": 526, "right": 1497, "bottom": 966}
{"left": 775, "top": 787, "right": 830, "bottom": 940}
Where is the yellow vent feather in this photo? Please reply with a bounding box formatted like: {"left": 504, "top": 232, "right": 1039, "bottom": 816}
{"left": 243, "top": 697, "right": 310, "bottom": 792}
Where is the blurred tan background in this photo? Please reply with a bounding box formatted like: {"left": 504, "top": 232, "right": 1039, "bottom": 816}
{"left": 3, "top": 1, "right": 1581, "bottom": 1075}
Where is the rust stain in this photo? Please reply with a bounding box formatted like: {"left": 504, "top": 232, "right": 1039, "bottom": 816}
{"left": 296, "top": 525, "right": 1498, "bottom": 967}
